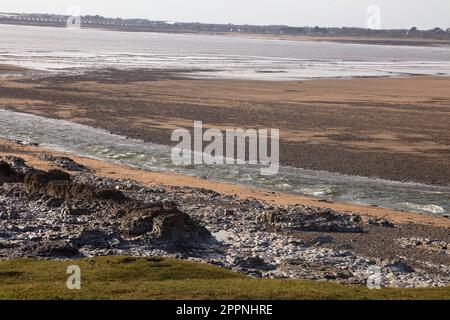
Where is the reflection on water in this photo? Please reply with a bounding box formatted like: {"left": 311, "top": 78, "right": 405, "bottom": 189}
{"left": 0, "top": 109, "right": 449, "bottom": 216}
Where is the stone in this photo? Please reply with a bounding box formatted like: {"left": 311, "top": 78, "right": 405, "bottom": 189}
{"left": 224, "top": 209, "right": 235, "bottom": 216}
{"left": 0, "top": 208, "right": 20, "bottom": 220}
{"left": 23, "top": 169, "right": 70, "bottom": 194}
{"left": 32, "top": 241, "right": 79, "bottom": 258}
{"left": 311, "top": 235, "right": 333, "bottom": 246}
{"left": 386, "top": 261, "right": 415, "bottom": 273}
{"left": 263, "top": 206, "right": 366, "bottom": 233}
{"left": 95, "top": 189, "right": 128, "bottom": 202}
{"left": 367, "top": 217, "right": 395, "bottom": 228}
{"left": 61, "top": 205, "right": 92, "bottom": 216}
{"left": 234, "top": 256, "right": 274, "bottom": 270}
{"left": 46, "top": 197, "right": 64, "bottom": 208}
{"left": 23, "top": 168, "right": 128, "bottom": 202}
{"left": 152, "top": 210, "right": 211, "bottom": 244}
{"left": 46, "top": 180, "right": 71, "bottom": 198}
{"left": 124, "top": 216, "right": 153, "bottom": 236}
{"left": 38, "top": 154, "right": 88, "bottom": 172}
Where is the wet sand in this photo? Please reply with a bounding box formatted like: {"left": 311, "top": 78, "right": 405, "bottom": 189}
{"left": 218, "top": 32, "right": 450, "bottom": 47}
{"left": 1, "top": 69, "right": 450, "bottom": 185}
{"left": 0, "top": 64, "right": 28, "bottom": 74}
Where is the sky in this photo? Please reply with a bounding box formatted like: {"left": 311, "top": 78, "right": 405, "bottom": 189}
{"left": 1, "top": 0, "right": 449, "bottom": 29}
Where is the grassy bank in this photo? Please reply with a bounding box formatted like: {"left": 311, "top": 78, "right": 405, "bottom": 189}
{"left": 0, "top": 256, "right": 449, "bottom": 300}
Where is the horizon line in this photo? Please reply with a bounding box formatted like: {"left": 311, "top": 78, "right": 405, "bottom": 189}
{"left": 1, "top": 11, "right": 449, "bottom": 31}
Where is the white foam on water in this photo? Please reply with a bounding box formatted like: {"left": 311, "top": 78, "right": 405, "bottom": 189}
{"left": 399, "top": 203, "right": 446, "bottom": 214}
{"left": 298, "top": 187, "right": 334, "bottom": 197}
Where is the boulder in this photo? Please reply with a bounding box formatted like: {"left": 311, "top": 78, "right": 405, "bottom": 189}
{"left": 125, "top": 216, "right": 154, "bottom": 236}
{"left": 46, "top": 197, "right": 64, "bottom": 208}
{"left": 32, "top": 241, "right": 79, "bottom": 258}
{"left": 61, "top": 205, "right": 92, "bottom": 216}
{"left": 0, "top": 161, "right": 14, "bottom": 177}
{"left": 121, "top": 202, "right": 212, "bottom": 246}
{"left": 46, "top": 180, "right": 71, "bottom": 198}
{"left": 95, "top": 189, "right": 128, "bottom": 202}
{"left": 234, "top": 256, "right": 274, "bottom": 271}
{"left": 23, "top": 169, "right": 70, "bottom": 194}
{"left": 311, "top": 235, "right": 333, "bottom": 246}
{"left": 23, "top": 168, "right": 128, "bottom": 202}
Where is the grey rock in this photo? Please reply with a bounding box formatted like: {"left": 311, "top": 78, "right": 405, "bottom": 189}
{"left": 31, "top": 241, "right": 79, "bottom": 258}
{"left": 311, "top": 235, "right": 333, "bottom": 246}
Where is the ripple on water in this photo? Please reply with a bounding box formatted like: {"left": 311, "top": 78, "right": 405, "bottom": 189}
{"left": 297, "top": 187, "right": 334, "bottom": 197}
{"left": 399, "top": 203, "right": 446, "bottom": 215}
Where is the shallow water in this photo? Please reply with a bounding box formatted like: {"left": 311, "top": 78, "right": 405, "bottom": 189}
{"left": 1, "top": 24, "right": 450, "bottom": 80}
{"left": 0, "top": 109, "right": 448, "bottom": 216}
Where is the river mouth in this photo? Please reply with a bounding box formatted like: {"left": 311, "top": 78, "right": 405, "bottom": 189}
{"left": 0, "top": 109, "right": 449, "bottom": 216}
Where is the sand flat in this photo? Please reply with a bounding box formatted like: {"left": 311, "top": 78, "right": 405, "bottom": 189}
{"left": 1, "top": 71, "right": 450, "bottom": 185}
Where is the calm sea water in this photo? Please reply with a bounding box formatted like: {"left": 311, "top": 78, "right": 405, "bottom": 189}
{"left": 1, "top": 24, "right": 450, "bottom": 80}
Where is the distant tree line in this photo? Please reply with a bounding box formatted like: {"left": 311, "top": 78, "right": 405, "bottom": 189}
{"left": 1, "top": 13, "right": 449, "bottom": 40}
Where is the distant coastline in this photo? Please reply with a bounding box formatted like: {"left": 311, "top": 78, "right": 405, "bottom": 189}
{"left": 1, "top": 12, "right": 450, "bottom": 47}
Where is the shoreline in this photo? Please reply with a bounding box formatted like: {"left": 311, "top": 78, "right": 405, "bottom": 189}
{"left": 1, "top": 137, "right": 450, "bottom": 288}
{"left": 1, "top": 69, "right": 449, "bottom": 186}
{"left": 1, "top": 138, "right": 449, "bottom": 228}
{"left": 1, "top": 21, "right": 450, "bottom": 47}
{"left": 209, "top": 32, "right": 450, "bottom": 47}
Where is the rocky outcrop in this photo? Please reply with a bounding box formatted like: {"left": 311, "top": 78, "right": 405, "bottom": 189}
{"left": 20, "top": 166, "right": 213, "bottom": 249}
{"left": 121, "top": 201, "right": 212, "bottom": 247}
{"left": 0, "top": 156, "right": 449, "bottom": 288}
{"left": 30, "top": 241, "right": 80, "bottom": 258}
{"left": 396, "top": 237, "right": 450, "bottom": 255}
{"left": 23, "top": 169, "right": 70, "bottom": 194}
{"left": 23, "top": 169, "right": 127, "bottom": 202}
{"left": 257, "top": 207, "right": 366, "bottom": 233}
{"left": 38, "top": 154, "right": 89, "bottom": 172}
{"left": 0, "top": 161, "right": 23, "bottom": 184}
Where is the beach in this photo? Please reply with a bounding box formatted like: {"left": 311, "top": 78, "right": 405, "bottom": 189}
{"left": 1, "top": 68, "right": 450, "bottom": 186}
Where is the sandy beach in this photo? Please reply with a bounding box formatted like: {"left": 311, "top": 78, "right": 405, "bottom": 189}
{"left": 1, "top": 68, "right": 450, "bottom": 185}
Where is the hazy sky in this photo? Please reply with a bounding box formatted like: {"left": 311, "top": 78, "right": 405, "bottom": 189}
{"left": 1, "top": 0, "right": 449, "bottom": 29}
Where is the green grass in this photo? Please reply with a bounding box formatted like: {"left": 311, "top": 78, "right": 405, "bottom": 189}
{"left": 0, "top": 256, "right": 449, "bottom": 300}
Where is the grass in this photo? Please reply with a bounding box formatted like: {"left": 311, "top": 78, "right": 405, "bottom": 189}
{"left": 0, "top": 256, "right": 449, "bottom": 300}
